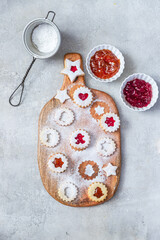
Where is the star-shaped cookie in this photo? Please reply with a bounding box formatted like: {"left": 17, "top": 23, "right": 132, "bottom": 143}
{"left": 103, "top": 163, "right": 117, "bottom": 177}
{"left": 55, "top": 89, "right": 70, "bottom": 103}
{"left": 61, "top": 59, "right": 84, "bottom": 82}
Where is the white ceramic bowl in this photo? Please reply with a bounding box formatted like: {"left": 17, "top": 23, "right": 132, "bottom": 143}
{"left": 86, "top": 44, "right": 125, "bottom": 83}
{"left": 120, "top": 73, "right": 159, "bottom": 111}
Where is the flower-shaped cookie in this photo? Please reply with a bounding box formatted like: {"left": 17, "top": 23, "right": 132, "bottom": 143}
{"left": 48, "top": 153, "right": 68, "bottom": 173}
{"left": 100, "top": 112, "right": 120, "bottom": 132}
{"left": 73, "top": 86, "right": 93, "bottom": 108}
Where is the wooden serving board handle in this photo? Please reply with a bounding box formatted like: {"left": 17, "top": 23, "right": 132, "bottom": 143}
{"left": 61, "top": 53, "right": 85, "bottom": 90}
{"left": 38, "top": 53, "right": 121, "bottom": 207}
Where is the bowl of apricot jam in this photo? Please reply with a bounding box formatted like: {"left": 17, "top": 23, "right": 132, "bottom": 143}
{"left": 86, "top": 44, "right": 125, "bottom": 82}
{"left": 120, "top": 73, "right": 159, "bottom": 111}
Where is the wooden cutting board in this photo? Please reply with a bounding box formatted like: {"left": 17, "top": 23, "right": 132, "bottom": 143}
{"left": 37, "top": 53, "right": 121, "bottom": 207}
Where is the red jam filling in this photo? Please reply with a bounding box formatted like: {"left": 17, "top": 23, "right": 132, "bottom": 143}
{"left": 78, "top": 93, "right": 88, "bottom": 101}
{"left": 53, "top": 158, "right": 64, "bottom": 168}
{"left": 70, "top": 66, "right": 77, "bottom": 73}
{"left": 90, "top": 49, "right": 120, "bottom": 79}
{"left": 93, "top": 187, "right": 104, "bottom": 198}
{"left": 105, "top": 117, "right": 115, "bottom": 127}
{"left": 123, "top": 79, "right": 152, "bottom": 108}
{"left": 75, "top": 133, "right": 85, "bottom": 144}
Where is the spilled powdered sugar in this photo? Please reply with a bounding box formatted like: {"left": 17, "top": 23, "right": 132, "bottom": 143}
{"left": 40, "top": 97, "right": 120, "bottom": 196}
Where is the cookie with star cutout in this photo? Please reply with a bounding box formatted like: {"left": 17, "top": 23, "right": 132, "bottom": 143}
{"left": 90, "top": 101, "right": 110, "bottom": 121}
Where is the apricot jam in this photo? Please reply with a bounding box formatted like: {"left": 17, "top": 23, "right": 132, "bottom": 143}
{"left": 123, "top": 79, "right": 152, "bottom": 108}
{"left": 90, "top": 49, "right": 120, "bottom": 79}
{"left": 53, "top": 158, "right": 64, "bottom": 168}
{"left": 94, "top": 187, "right": 104, "bottom": 198}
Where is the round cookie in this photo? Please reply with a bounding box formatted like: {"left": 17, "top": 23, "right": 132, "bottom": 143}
{"left": 78, "top": 160, "right": 99, "bottom": 180}
{"left": 54, "top": 107, "right": 74, "bottom": 126}
{"left": 70, "top": 129, "right": 90, "bottom": 151}
{"left": 48, "top": 153, "right": 68, "bottom": 173}
{"left": 90, "top": 101, "right": 110, "bottom": 121}
{"left": 100, "top": 112, "right": 120, "bottom": 133}
{"left": 96, "top": 137, "right": 116, "bottom": 157}
{"left": 40, "top": 127, "right": 60, "bottom": 148}
{"left": 58, "top": 182, "right": 78, "bottom": 202}
{"left": 73, "top": 86, "right": 93, "bottom": 108}
{"left": 88, "top": 182, "right": 108, "bottom": 202}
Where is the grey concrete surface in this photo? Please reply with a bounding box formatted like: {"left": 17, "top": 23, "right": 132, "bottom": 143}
{"left": 1, "top": 0, "right": 160, "bottom": 239}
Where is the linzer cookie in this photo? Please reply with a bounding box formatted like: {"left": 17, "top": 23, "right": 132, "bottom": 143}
{"left": 70, "top": 129, "right": 90, "bottom": 151}
{"left": 73, "top": 86, "right": 93, "bottom": 108}
{"left": 48, "top": 153, "right": 68, "bottom": 173}
{"left": 90, "top": 101, "right": 110, "bottom": 121}
{"left": 100, "top": 112, "right": 120, "bottom": 133}
{"left": 38, "top": 53, "right": 121, "bottom": 207}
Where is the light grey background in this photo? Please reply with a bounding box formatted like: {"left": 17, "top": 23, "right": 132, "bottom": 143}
{"left": 1, "top": 0, "right": 160, "bottom": 239}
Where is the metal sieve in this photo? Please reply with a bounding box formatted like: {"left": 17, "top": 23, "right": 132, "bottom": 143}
{"left": 9, "top": 11, "right": 61, "bottom": 107}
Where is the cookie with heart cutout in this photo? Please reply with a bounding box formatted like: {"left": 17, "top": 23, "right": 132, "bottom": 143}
{"left": 88, "top": 182, "right": 108, "bottom": 202}
{"left": 70, "top": 129, "right": 90, "bottom": 151}
{"left": 72, "top": 86, "right": 93, "bottom": 108}
{"left": 100, "top": 112, "right": 120, "bottom": 133}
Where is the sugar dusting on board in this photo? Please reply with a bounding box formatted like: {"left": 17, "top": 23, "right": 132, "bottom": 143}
{"left": 43, "top": 97, "right": 119, "bottom": 197}
{"left": 31, "top": 23, "right": 58, "bottom": 53}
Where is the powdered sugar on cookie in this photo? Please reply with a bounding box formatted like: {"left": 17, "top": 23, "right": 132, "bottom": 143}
{"left": 97, "top": 137, "right": 116, "bottom": 157}
{"left": 48, "top": 153, "right": 68, "bottom": 173}
{"left": 55, "top": 89, "right": 70, "bottom": 103}
{"left": 70, "top": 129, "right": 90, "bottom": 151}
{"left": 100, "top": 112, "right": 120, "bottom": 132}
{"left": 103, "top": 163, "right": 117, "bottom": 177}
{"left": 73, "top": 86, "right": 93, "bottom": 108}
{"left": 95, "top": 105, "right": 104, "bottom": 115}
{"left": 40, "top": 127, "right": 60, "bottom": 148}
{"left": 61, "top": 59, "right": 84, "bottom": 82}
{"left": 54, "top": 107, "right": 74, "bottom": 126}
{"left": 58, "top": 182, "right": 78, "bottom": 202}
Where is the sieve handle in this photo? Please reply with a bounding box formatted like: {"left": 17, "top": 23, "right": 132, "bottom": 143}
{"left": 45, "top": 11, "right": 56, "bottom": 22}
{"left": 9, "top": 57, "right": 36, "bottom": 107}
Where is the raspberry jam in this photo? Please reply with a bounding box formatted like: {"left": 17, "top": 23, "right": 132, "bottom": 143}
{"left": 94, "top": 187, "right": 103, "bottom": 198}
{"left": 78, "top": 93, "right": 88, "bottom": 101}
{"left": 123, "top": 79, "right": 152, "bottom": 108}
{"left": 105, "top": 117, "right": 115, "bottom": 127}
{"left": 53, "top": 158, "right": 64, "bottom": 168}
{"left": 70, "top": 66, "right": 77, "bottom": 73}
{"left": 90, "top": 49, "right": 120, "bottom": 79}
{"left": 75, "top": 133, "right": 85, "bottom": 144}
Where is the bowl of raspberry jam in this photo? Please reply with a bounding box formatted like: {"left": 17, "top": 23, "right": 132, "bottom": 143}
{"left": 120, "top": 73, "right": 159, "bottom": 111}
{"left": 86, "top": 44, "right": 125, "bottom": 82}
